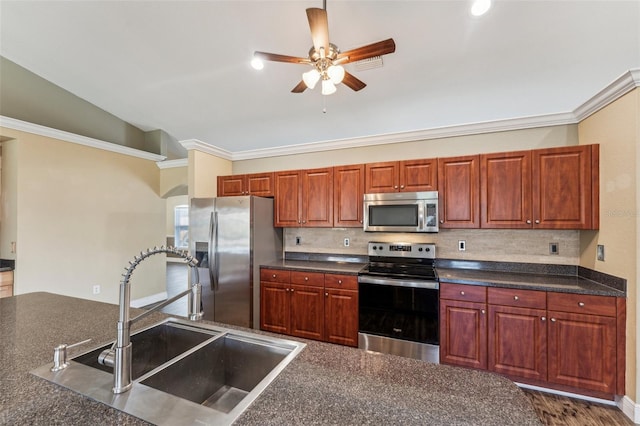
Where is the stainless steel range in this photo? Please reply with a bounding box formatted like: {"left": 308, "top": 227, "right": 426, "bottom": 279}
{"left": 358, "top": 241, "right": 439, "bottom": 363}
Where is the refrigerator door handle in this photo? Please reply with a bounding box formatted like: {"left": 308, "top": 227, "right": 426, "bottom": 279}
{"left": 209, "top": 211, "right": 219, "bottom": 291}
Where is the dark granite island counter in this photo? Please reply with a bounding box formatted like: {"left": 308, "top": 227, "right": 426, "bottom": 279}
{"left": 1, "top": 293, "right": 541, "bottom": 425}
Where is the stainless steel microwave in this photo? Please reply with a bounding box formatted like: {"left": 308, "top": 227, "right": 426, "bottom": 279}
{"left": 363, "top": 191, "right": 439, "bottom": 233}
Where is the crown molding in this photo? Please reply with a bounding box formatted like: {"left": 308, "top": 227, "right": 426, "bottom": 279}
{"left": 573, "top": 68, "right": 640, "bottom": 121}
{"left": 156, "top": 158, "right": 188, "bottom": 169}
{"left": 0, "top": 115, "right": 166, "bottom": 162}
{"left": 230, "top": 112, "right": 578, "bottom": 161}
{"left": 179, "top": 138, "right": 233, "bottom": 160}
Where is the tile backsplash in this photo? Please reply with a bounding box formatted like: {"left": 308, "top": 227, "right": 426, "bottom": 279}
{"left": 284, "top": 228, "right": 580, "bottom": 265}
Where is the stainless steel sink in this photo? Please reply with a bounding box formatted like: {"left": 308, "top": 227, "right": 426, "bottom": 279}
{"left": 31, "top": 318, "right": 305, "bottom": 425}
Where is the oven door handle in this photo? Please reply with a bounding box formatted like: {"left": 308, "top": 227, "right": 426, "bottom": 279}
{"left": 358, "top": 276, "right": 439, "bottom": 290}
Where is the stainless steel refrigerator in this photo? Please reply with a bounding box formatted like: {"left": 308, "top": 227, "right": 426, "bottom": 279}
{"left": 189, "top": 196, "right": 282, "bottom": 328}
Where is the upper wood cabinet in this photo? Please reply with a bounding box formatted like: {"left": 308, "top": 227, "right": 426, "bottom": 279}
{"left": 333, "top": 164, "right": 365, "bottom": 227}
{"left": 481, "top": 145, "right": 599, "bottom": 229}
{"left": 274, "top": 167, "right": 333, "bottom": 227}
{"left": 365, "top": 159, "right": 437, "bottom": 193}
{"left": 438, "top": 155, "right": 480, "bottom": 228}
{"left": 217, "top": 172, "right": 274, "bottom": 197}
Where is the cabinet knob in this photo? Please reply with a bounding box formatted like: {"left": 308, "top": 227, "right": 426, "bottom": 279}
{"left": 440, "top": 220, "right": 444, "bottom": 224}
{"left": 338, "top": 280, "right": 342, "bottom": 284}
{"left": 514, "top": 296, "right": 519, "bottom": 301}
{"left": 400, "top": 185, "right": 405, "bottom": 189}
{"left": 578, "top": 302, "right": 585, "bottom": 307}
{"left": 541, "top": 316, "right": 546, "bottom": 321}
{"left": 535, "top": 220, "right": 540, "bottom": 224}
{"left": 481, "top": 309, "right": 486, "bottom": 314}
{"left": 304, "top": 277, "right": 308, "bottom": 281}
{"left": 551, "top": 318, "right": 556, "bottom": 322}
{"left": 460, "top": 291, "right": 465, "bottom": 296}
{"left": 291, "top": 288, "right": 294, "bottom": 293}
{"left": 302, "top": 220, "right": 306, "bottom": 224}
{"left": 394, "top": 185, "right": 398, "bottom": 189}
{"left": 272, "top": 274, "right": 277, "bottom": 278}
{"left": 325, "top": 292, "right": 328, "bottom": 297}
{"left": 526, "top": 220, "right": 532, "bottom": 224}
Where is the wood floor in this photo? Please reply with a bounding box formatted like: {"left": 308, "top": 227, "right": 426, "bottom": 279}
{"left": 163, "top": 263, "right": 633, "bottom": 426}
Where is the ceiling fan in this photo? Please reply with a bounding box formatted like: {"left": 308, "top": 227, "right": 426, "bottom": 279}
{"left": 252, "top": 3, "right": 396, "bottom": 95}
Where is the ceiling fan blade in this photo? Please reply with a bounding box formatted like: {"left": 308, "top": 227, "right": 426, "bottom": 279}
{"left": 291, "top": 80, "right": 307, "bottom": 93}
{"left": 254, "top": 51, "right": 311, "bottom": 64}
{"left": 337, "top": 38, "right": 396, "bottom": 64}
{"left": 342, "top": 71, "right": 367, "bottom": 91}
{"left": 306, "top": 8, "right": 329, "bottom": 54}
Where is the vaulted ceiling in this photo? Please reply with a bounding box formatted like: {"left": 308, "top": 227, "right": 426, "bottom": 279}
{"left": 1, "top": 1, "right": 638, "bottom": 156}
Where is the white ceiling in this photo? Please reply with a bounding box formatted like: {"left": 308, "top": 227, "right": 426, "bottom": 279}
{"left": 1, "top": 1, "right": 639, "bottom": 155}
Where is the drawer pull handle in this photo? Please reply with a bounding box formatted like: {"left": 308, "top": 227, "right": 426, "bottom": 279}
{"left": 541, "top": 317, "right": 546, "bottom": 321}
{"left": 578, "top": 302, "right": 585, "bottom": 307}
{"left": 514, "top": 296, "right": 519, "bottom": 301}
{"left": 460, "top": 291, "right": 465, "bottom": 296}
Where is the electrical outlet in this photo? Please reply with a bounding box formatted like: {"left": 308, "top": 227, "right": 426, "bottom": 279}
{"left": 597, "top": 244, "right": 605, "bottom": 261}
{"left": 92, "top": 285, "right": 101, "bottom": 295}
{"left": 549, "top": 243, "right": 559, "bottom": 255}
{"left": 295, "top": 236, "right": 301, "bottom": 245}
{"left": 344, "top": 238, "right": 350, "bottom": 247}
{"left": 458, "top": 240, "right": 466, "bottom": 251}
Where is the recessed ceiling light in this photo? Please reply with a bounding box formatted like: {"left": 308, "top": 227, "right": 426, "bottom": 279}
{"left": 251, "top": 57, "right": 264, "bottom": 70}
{"left": 471, "top": 0, "right": 492, "bottom": 16}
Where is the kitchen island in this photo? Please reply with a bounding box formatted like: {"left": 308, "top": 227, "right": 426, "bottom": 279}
{"left": 1, "top": 293, "right": 541, "bottom": 425}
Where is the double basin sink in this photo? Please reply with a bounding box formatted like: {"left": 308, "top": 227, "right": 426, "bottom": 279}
{"left": 31, "top": 318, "right": 305, "bottom": 425}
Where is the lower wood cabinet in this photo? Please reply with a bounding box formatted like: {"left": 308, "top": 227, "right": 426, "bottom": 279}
{"left": 0, "top": 271, "right": 14, "bottom": 298}
{"left": 440, "top": 282, "right": 625, "bottom": 398}
{"left": 260, "top": 268, "right": 358, "bottom": 347}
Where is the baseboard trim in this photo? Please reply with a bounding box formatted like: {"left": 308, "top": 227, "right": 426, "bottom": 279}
{"left": 131, "top": 291, "right": 168, "bottom": 308}
{"left": 517, "top": 383, "right": 637, "bottom": 424}
{"left": 620, "top": 395, "right": 640, "bottom": 424}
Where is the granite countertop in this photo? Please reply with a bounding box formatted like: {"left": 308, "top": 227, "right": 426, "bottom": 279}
{"left": 2, "top": 292, "right": 541, "bottom": 425}
{"left": 263, "top": 259, "right": 365, "bottom": 275}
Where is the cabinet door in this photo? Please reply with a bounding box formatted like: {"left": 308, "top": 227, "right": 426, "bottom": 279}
{"left": 260, "top": 282, "right": 290, "bottom": 334}
{"left": 290, "top": 284, "right": 325, "bottom": 341}
{"left": 274, "top": 170, "right": 301, "bottom": 227}
{"left": 488, "top": 305, "right": 547, "bottom": 381}
{"left": 532, "top": 145, "right": 595, "bottom": 229}
{"left": 438, "top": 155, "right": 480, "bottom": 228}
{"left": 365, "top": 161, "right": 399, "bottom": 193}
{"left": 334, "top": 164, "right": 365, "bottom": 227}
{"left": 325, "top": 288, "right": 358, "bottom": 347}
{"left": 440, "top": 299, "right": 487, "bottom": 369}
{"left": 246, "top": 172, "right": 274, "bottom": 197}
{"left": 481, "top": 150, "right": 532, "bottom": 228}
{"left": 547, "top": 311, "right": 617, "bottom": 394}
{"left": 400, "top": 159, "right": 438, "bottom": 192}
{"left": 301, "top": 167, "right": 333, "bottom": 227}
{"left": 217, "top": 175, "right": 246, "bottom": 197}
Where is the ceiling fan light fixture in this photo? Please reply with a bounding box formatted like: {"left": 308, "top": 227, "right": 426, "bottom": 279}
{"left": 321, "top": 79, "right": 337, "bottom": 95}
{"left": 302, "top": 69, "right": 321, "bottom": 89}
{"left": 250, "top": 57, "right": 264, "bottom": 70}
{"left": 471, "top": 0, "right": 492, "bottom": 16}
{"left": 327, "top": 64, "right": 345, "bottom": 84}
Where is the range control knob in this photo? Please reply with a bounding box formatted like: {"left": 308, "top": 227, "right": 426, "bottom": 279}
{"left": 418, "top": 248, "right": 423, "bottom": 252}
{"left": 426, "top": 247, "right": 430, "bottom": 252}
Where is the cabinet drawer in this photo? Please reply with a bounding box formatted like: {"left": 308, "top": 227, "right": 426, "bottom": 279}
{"left": 325, "top": 274, "right": 358, "bottom": 290}
{"left": 291, "top": 271, "right": 324, "bottom": 287}
{"left": 488, "top": 287, "right": 546, "bottom": 309}
{"left": 0, "top": 271, "right": 13, "bottom": 285}
{"left": 0, "top": 285, "right": 13, "bottom": 298}
{"left": 440, "top": 283, "right": 487, "bottom": 303}
{"left": 260, "top": 268, "right": 291, "bottom": 283}
{"left": 547, "top": 292, "right": 616, "bottom": 316}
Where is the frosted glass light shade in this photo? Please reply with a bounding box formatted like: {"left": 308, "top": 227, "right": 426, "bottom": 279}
{"left": 321, "top": 79, "right": 337, "bottom": 95}
{"left": 471, "top": 0, "right": 491, "bottom": 16}
{"left": 327, "top": 65, "right": 345, "bottom": 84}
{"left": 250, "top": 57, "right": 264, "bottom": 70}
{"left": 302, "top": 69, "right": 321, "bottom": 89}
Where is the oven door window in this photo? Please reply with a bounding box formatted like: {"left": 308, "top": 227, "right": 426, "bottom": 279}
{"left": 369, "top": 204, "right": 419, "bottom": 227}
{"left": 359, "top": 283, "right": 439, "bottom": 345}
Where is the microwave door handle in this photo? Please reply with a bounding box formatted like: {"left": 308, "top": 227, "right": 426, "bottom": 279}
{"left": 418, "top": 203, "right": 425, "bottom": 231}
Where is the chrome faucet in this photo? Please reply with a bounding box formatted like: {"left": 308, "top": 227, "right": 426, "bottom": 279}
{"left": 98, "top": 246, "right": 203, "bottom": 394}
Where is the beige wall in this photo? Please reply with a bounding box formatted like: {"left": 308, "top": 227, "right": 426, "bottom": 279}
{"left": 160, "top": 166, "right": 187, "bottom": 198}
{"left": 578, "top": 88, "right": 639, "bottom": 402}
{"left": 233, "top": 125, "right": 578, "bottom": 174}
{"left": 188, "top": 150, "right": 232, "bottom": 199}
{"left": 0, "top": 127, "right": 166, "bottom": 303}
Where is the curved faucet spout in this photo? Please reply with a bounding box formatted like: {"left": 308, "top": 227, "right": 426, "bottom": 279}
{"left": 99, "top": 246, "right": 203, "bottom": 394}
